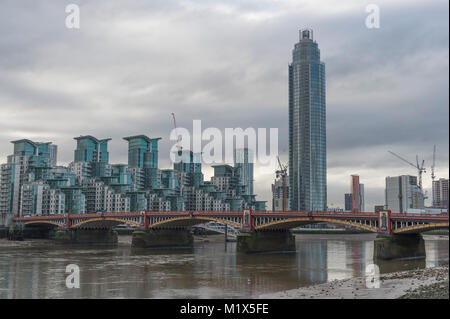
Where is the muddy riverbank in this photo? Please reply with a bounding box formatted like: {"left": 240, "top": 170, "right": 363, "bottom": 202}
{"left": 259, "top": 265, "right": 449, "bottom": 299}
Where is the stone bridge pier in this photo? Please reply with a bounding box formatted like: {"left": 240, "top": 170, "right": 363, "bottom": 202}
{"left": 131, "top": 228, "right": 193, "bottom": 249}
{"left": 236, "top": 230, "right": 296, "bottom": 253}
{"left": 55, "top": 228, "right": 118, "bottom": 245}
{"left": 374, "top": 234, "right": 425, "bottom": 260}
{"left": 130, "top": 211, "right": 247, "bottom": 249}
{"left": 235, "top": 210, "right": 295, "bottom": 253}
{"left": 51, "top": 216, "right": 120, "bottom": 245}
{"left": 22, "top": 225, "right": 56, "bottom": 239}
{"left": 8, "top": 224, "right": 56, "bottom": 240}
{"left": 372, "top": 210, "right": 436, "bottom": 260}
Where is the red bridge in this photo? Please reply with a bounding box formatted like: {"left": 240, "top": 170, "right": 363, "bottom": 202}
{"left": 13, "top": 210, "right": 449, "bottom": 235}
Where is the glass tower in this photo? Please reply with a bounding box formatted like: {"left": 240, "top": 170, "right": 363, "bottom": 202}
{"left": 289, "top": 29, "right": 327, "bottom": 211}
{"left": 234, "top": 148, "right": 254, "bottom": 196}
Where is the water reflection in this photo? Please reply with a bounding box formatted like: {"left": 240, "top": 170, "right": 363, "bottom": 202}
{"left": 375, "top": 258, "right": 426, "bottom": 274}
{"left": 0, "top": 235, "right": 447, "bottom": 299}
{"left": 297, "top": 240, "right": 328, "bottom": 284}
{"left": 425, "top": 238, "right": 449, "bottom": 268}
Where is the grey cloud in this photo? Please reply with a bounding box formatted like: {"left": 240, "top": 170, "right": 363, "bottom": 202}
{"left": 0, "top": 0, "right": 448, "bottom": 211}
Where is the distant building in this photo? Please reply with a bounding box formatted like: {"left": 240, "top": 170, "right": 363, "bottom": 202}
{"left": 234, "top": 148, "right": 254, "bottom": 196}
{"left": 374, "top": 205, "right": 385, "bottom": 213}
{"left": 351, "top": 175, "right": 360, "bottom": 213}
{"left": 0, "top": 134, "right": 267, "bottom": 226}
{"left": 385, "top": 175, "right": 424, "bottom": 213}
{"left": 272, "top": 173, "right": 289, "bottom": 211}
{"left": 36, "top": 142, "right": 58, "bottom": 168}
{"left": 344, "top": 193, "right": 352, "bottom": 212}
{"left": 60, "top": 187, "right": 86, "bottom": 214}
{"left": 68, "top": 161, "right": 93, "bottom": 185}
{"left": 0, "top": 139, "right": 59, "bottom": 226}
{"left": 211, "top": 159, "right": 265, "bottom": 211}
{"left": 71, "top": 136, "right": 113, "bottom": 183}
{"left": 74, "top": 135, "right": 111, "bottom": 163}
{"left": 123, "top": 135, "right": 161, "bottom": 169}
{"left": 350, "top": 175, "right": 365, "bottom": 213}
{"left": 406, "top": 208, "right": 447, "bottom": 214}
{"left": 432, "top": 178, "right": 449, "bottom": 209}
{"left": 359, "top": 184, "right": 365, "bottom": 212}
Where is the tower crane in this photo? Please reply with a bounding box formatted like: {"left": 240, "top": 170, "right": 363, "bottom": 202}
{"left": 431, "top": 145, "right": 436, "bottom": 183}
{"left": 276, "top": 156, "right": 289, "bottom": 211}
{"left": 171, "top": 112, "right": 182, "bottom": 154}
{"left": 388, "top": 150, "right": 426, "bottom": 190}
{"left": 171, "top": 113, "right": 183, "bottom": 196}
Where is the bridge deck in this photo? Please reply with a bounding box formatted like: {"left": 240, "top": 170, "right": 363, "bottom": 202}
{"left": 12, "top": 211, "right": 448, "bottom": 234}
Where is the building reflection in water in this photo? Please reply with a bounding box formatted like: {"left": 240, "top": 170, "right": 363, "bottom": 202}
{"left": 297, "top": 240, "right": 327, "bottom": 284}
{"left": 325, "top": 239, "right": 373, "bottom": 282}
{"left": 235, "top": 250, "right": 298, "bottom": 296}
{"left": 326, "top": 241, "right": 347, "bottom": 281}
{"left": 425, "top": 237, "right": 449, "bottom": 268}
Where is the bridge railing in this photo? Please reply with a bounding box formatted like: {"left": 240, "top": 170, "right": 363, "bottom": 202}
{"left": 14, "top": 214, "right": 66, "bottom": 221}
{"left": 255, "top": 211, "right": 379, "bottom": 217}
{"left": 391, "top": 212, "right": 448, "bottom": 218}
{"left": 13, "top": 210, "right": 448, "bottom": 223}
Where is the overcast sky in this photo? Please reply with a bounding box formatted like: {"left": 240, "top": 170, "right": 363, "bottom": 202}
{"left": 0, "top": 0, "right": 448, "bottom": 210}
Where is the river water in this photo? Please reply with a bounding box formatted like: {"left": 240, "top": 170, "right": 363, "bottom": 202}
{"left": 0, "top": 234, "right": 448, "bottom": 299}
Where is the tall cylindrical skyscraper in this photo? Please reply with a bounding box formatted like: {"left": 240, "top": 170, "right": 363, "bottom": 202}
{"left": 289, "top": 29, "right": 327, "bottom": 211}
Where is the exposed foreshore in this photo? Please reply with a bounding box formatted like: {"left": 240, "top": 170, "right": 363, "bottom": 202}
{"left": 259, "top": 265, "right": 449, "bottom": 299}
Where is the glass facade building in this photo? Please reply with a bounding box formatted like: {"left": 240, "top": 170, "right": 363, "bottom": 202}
{"left": 1, "top": 134, "right": 267, "bottom": 226}
{"left": 234, "top": 148, "right": 254, "bottom": 196}
{"left": 74, "top": 136, "right": 110, "bottom": 163}
{"left": 289, "top": 29, "right": 327, "bottom": 211}
{"left": 123, "top": 135, "right": 161, "bottom": 169}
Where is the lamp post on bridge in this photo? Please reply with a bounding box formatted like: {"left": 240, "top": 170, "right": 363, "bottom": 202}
{"left": 65, "top": 213, "right": 71, "bottom": 230}
{"left": 140, "top": 210, "right": 149, "bottom": 230}
{"left": 241, "top": 209, "right": 253, "bottom": 232}
{"left": 377, "top": 210, "right": 392, "bottom": 235}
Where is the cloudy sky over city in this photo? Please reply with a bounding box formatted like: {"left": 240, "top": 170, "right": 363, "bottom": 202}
{"left": 0, "top": 0, "right": 448, "bottom": 209}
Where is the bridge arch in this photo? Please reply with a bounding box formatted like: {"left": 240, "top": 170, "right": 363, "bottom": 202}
{"left": 149, "top": 216, "right": 241, "bottom": 229}
{"left": 393, "top": 222, "right": 449, "bottom": 234}
{"left": 24, "top": 221, "right": 63, "bottom": 228}
{"left": 70, "top": 218, "right": 141, "bottom": 229}
{"left": 255, "top": 217, "right": 378, "bottom": 232}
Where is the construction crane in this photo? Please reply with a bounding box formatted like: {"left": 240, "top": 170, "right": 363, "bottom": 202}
{"left": 171, "top": 113, "right": 183, "bottom": 196}
{"left": 388, "top": 150, "right": 426, "bottom": 190}
{"left": 276, "top": 156, "right": 288, "bottom": 175}
{"left": 276, "top": 156, "right": 289, "bottom": 211}
{"left": 171, "top": 112, "right": 182, "bottom": 154}
{"left": 431, "top": 145, "right": 436, "bottom": 183}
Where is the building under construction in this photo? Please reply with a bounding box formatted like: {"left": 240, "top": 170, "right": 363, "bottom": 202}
{"left": 272, "top": 158, "right": 289, "bottom": 211}
{"left": 272, "top": 176, "right": 289, "bottom": 211}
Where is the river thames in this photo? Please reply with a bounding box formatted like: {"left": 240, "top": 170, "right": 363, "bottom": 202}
{"left": 0, "top": 234, "right": 448, "bottom": 299}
